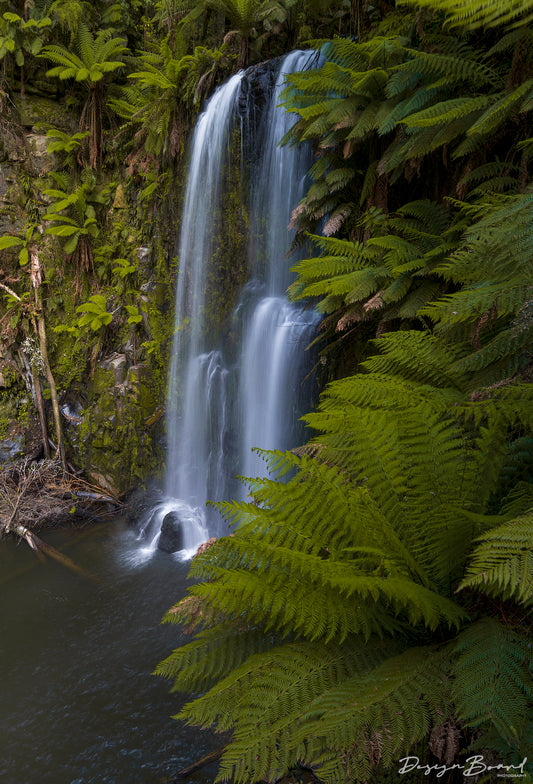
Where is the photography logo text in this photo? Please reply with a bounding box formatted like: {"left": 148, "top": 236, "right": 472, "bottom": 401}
{"left": 398, "top": 754, "right": 528, "bottom": 778}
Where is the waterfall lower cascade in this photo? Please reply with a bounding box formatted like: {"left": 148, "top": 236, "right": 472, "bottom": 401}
{"left": 140, "top": 51, "right": 317, "bottom": 557}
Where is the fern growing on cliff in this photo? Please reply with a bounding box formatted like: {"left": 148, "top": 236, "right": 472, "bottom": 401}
{"left": 113, "top": 38, "right": 228, "bottom": 163}
{"left": 288, "top": 199, "right": 455, "bottom": 343}
{"left": 282, "top": 6, "right": 532, "bottom": 245}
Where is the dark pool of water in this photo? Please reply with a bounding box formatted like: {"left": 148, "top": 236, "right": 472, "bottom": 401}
{"left": 0, "top": 520, "right": 218, "bottom": 784}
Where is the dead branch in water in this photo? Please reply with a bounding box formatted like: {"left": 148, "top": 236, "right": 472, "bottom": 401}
{"left": 170, "top": 746, "right": 225, "bottom": 780}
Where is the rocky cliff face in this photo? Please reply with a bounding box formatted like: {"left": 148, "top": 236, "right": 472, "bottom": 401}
{"left": 0, "top": 91, "right": 177, "bottom": 495}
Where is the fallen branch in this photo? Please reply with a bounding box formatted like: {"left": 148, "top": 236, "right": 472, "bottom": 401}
{"left": 10, "top": 521, "right": 98, "bottom": 581}
{"left": 171, "top": 746, "right": 225, "bottom": 781}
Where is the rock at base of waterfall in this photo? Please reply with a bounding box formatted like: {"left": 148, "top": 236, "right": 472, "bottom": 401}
{"left": 194, "top": 536, "right": 218, "bottom": 557}
{"left": 157, "top": 511, "right": 184, "bottom": 553}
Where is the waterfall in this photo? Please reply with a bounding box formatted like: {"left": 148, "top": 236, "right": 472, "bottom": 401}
{"left": 165, "top": 72, "right": 243, "bottom": 507}
{"left": 239, "top": 50, "right": 318, "bottom": 484}
{"left": 143, "top": 51, "right": 316, "bottom": 556}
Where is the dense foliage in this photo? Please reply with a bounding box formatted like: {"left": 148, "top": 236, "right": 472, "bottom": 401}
{"left": 0, "top": 0, "right": 357, "bottom": 476}
{"left": 155, "top": 1, "right": 533, "bottom": 782}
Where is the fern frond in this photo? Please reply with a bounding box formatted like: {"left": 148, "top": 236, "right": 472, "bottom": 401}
{"left": 466, "top": 79, "right": 533, "bottom": 137}
{"left": 400, "top": 0, "right": 533, "bottom": 32}
{"left": 179, "top": 639, "right": 395, "bottom": 783}
{"left": 402, "top": 95, "right": 490, "bottom": 129}
{"left": 393, "top": 49, "right": 498, "bottom": 89}
{"left": 296, "top": 645, "right": 452, "bottom": 784}
{"left": 459, "top": 511, "right": 533, "bottom": 603}
{"left": 453, "top": 618, "right": 533, "bottom": 743}
{"left": 362, "top": 331, "right": 466, "bottom": 389}
{"left": 154, "top": 622, "right": 275, "bottom": 691}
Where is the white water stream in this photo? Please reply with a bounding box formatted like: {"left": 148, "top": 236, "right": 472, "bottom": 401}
{"left": 240, "top": 50, "right": 318, "bottom": 482}
{"left": 145, "top": 52, "right": 316, "bottom": 551}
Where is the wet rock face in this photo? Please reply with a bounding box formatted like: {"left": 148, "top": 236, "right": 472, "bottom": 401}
{"left": 99, "top": 353, "right": 128, "bottom": 385}
{"left": 79, "top": 360, "right": 162, "bottom": 495}
{"left": 157, "top": 511, "right": 184, "bottom": 553}
{"left": 0, "top": 433, "right": 24, "bottom": 463}
{"left": 238, "top": 57, "right": 280, "bottom": 156}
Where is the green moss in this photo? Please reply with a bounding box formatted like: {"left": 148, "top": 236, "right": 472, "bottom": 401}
{"left": 13, "top": 95, "right": 77, "bottom": 132}
{"left": 203, "top": 126, "right": 250, "bottom": 352}
{"left": 0, "top": 369, "right": 30, "bottom": 441}
{"left": 79, "top": 361, "right": 164, "bottom": 494}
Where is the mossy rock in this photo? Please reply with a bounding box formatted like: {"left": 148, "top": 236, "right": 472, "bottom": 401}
{"left": 112, "top": 183, "right": 128, "bottom": 209}
{"left": 80, "top": 362, "right": 164, "bottom": 494}
{"left": 13, "top": 95, "right": 77, "bottom": 132}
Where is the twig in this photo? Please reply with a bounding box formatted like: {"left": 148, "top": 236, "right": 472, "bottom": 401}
{"left": 171, "top": 747, "right": 225, "bottom": 781}
{"left": 0, "top": 281, "right": 22, "bottom": 301}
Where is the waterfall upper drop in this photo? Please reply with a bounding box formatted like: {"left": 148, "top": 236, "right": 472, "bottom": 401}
{"left": 166, "top": 72, "right": 243, "bottom": 510}
{"left": 239, "top": 50, "right": 318, "bottom": 483}
{"left": 162, "top": 51, "right": 317, "bottom": 545}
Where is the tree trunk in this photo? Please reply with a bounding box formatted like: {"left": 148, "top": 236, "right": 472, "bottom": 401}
{"left": 30, "top": 358, "right": 50, "bottom": 459}
{"left": 0, "top": 281, "right": 49, "bottom": 457}
{"left": 9, "top": 521, "right": 96, "bottom": 580}
{"left": 30, "top": 248, "right": 66, "bottom": 469}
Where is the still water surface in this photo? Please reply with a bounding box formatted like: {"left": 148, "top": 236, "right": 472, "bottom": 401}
{"left": 0, "top": 520, "right": 217, "bottom": 784}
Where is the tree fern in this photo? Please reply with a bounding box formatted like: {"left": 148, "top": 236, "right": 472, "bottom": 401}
{"left": 459, "top": 512, "right": 533, "bottom": 603}
{"left": 289, "top": 201, "right": 455, "bottom": 349}
{"left": 40, "top": 24, "right": 127, "bottom": 167}
{"left": 452, "top": 618, "right": 533, "bottom": 744}
{"left": 158, "top": 336, "right": 532, "bottom": 776}
{"left": 160, "top": 367, "right": 533, "bottom": 781}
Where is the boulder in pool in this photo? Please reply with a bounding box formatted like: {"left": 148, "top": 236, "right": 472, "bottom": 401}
{"left": 157, "top": 511, "right": 184, "bottom": 553}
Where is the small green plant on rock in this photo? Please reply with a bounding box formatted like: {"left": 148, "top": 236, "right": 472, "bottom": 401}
{"left": 124, "top": 304, "right": 142, "bottom": 325}
{"left": 0, "top": 223, "right": 40, "bottom": 267}
{"left": 75, "top": 293, "right": 112, "bottom": 331}
{"left": 43, "top": 127, "right": 90, "bottom": 170}
{"left": 0, "top": 11, "right": 51, "bottom": 96}
{"left": 42, "top": 170, "right": 114, "bottom": 295}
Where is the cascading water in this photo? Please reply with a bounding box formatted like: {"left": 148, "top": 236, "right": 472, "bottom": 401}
{"left": 137, "top": 73, "right": 243, "bottom": 556}
{"left": 166, "top": 73, "right": 243, "bottom": 507}
{"left": 142, "top": 51, "right": 317, "bottom": 555}
{"left": 239, "top": 50, "right": 318, "bottom": 483}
